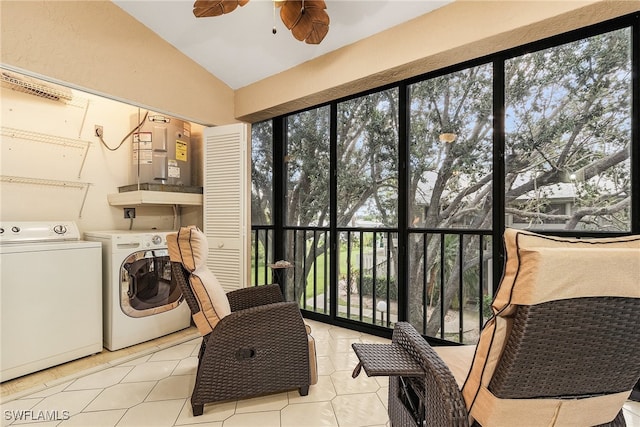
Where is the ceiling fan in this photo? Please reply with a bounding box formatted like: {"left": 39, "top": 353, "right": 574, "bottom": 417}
{"left": 193, "top": 0, "right": 330, "bottom": 45}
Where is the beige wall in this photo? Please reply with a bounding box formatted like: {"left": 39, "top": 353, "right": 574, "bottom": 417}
{"left": 2, "top": 1, "right": 637, "bottom": 125}
{"left": 0, "top": 0, "right": 235, "bottom": 126}
{"left": 236, "top": 0, "right": 640, "bottom": 123}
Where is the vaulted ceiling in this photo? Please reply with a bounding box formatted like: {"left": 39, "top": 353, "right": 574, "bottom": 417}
{"left": 113, "top": 1, "right": 452, "bottom": 90}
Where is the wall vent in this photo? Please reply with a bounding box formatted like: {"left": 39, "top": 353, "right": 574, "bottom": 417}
{"left": 1, "top": 71, "right": 73, "bottom": 102}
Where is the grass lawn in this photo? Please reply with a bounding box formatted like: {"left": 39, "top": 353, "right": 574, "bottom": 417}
{"left": 252, "top": 248, "right": 364, "bottom": 295}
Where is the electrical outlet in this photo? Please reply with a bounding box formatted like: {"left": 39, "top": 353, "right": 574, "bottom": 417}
{"left": 94, "top": 125, "right": 103, "bottom": 137}
{"left": 124, "top": 208, "right": 136, "bottom": 219}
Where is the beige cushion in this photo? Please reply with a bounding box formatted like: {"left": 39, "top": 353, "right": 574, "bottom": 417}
{"left": 461, "top": 228, "right": 640, "bottom": 426}
{"left": 434, "top": 345, "right": 475, "bottom": 389}
{"left": 471, "top": 389, "right": 629, "bottom": 427}
{"left": 171, "top": 226, "right": 231, "bottom": 335}
{"left": 305, "top": 323, "right": 318, "bottom": 385}
{"left": 174, "top": 225, "right": 208, "bottom": 272}
{"left": 493, "top": 228, "right": 640, "bottom": 310}
{"left": 167, "top": 233, "right": 181, "bottom": 262}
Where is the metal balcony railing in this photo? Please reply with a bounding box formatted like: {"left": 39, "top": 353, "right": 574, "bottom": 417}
{"left": 251, "top": 225, "right": 493, "bottom": 344}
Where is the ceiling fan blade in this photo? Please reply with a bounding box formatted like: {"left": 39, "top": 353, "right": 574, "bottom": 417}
{"left": 290, "top": 10, "right": 329, "bottom": 43}
{"left": 279, "top": 0, "right": 329, "bottom": 44}
{"left": 304, "top": 18, "right": 329, "bottom": 45}
{"left": 193, "top": 0, "right": 249, "bottom": 18}
{"left": 279, "top": 0, "right": 303, "bottom": 30}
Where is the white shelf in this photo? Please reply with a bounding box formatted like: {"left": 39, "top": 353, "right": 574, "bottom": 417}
{"left": 107, "top": 190, "right": 203, "bottom": 207}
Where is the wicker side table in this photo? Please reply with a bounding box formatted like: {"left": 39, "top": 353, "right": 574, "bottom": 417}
{"left": 352, "top": 343, "right": 426, "bottom": 426}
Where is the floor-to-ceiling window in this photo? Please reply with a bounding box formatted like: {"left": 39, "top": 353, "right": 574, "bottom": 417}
{"left": 283, "top": 107, "right": 331, "bottom": 306}
{"left": 336, "top": 88, "right": 399, "bottom": 326}
{"left": 504, "top": 27, "right": 632, "bottom": 232}
{"left": 407, "top": 64, "right": 494, "bottom": 342}
{"left": 251, "top": 13, "right": 638, "bottom": 343}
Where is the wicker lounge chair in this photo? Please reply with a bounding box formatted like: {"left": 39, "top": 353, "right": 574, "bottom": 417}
{"left": 167, "top": 226, "right": 314, "bottom": 416}
{"left": 353, "top": 228, "right": 640, "bottom": 426}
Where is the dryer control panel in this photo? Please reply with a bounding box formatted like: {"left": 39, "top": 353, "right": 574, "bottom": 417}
{"left": 142, "top": 233, "right": 167, "bottom": 248}
{"left": 107, "top": 231, "right": 171, "bottom": 251}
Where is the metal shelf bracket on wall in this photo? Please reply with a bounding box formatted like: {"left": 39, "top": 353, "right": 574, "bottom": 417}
{"left": 0, "top": 126, "right": 92, "bottom": 178}
{"left": 0, "top": 175, "right": 92, "bottom": 218}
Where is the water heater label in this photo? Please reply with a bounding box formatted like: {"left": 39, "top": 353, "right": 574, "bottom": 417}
{"left": 168, "top": 160, "right": 180, "bottom": 178}
{"left": 176, "top": 140, "right": 188, "bottom": 162}
{"left": 133, "top": 132, "right": 152, "bottom": 143}
{"left": 132, "top": 133, "right": 153, "bottom": 165}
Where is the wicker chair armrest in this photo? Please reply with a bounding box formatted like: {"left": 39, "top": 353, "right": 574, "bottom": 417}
{"left": 392, "top": 322, "right": 469, "bottom": 427}
{"left": 226, "top": 284, "right": 284, "bottom": 311}
{"left": 208, "top": 301, "right": 308, "bottom": 354}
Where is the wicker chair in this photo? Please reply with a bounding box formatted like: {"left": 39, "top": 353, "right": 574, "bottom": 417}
{"left": 353, "top": 229, "right": 640, "bottom": 426}
{"left": 167, "top": 226, "right": 312, "bottom": 416}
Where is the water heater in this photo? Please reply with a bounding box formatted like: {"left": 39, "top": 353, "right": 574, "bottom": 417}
{"left": 131, "top": 114, "right": 192, "bottom": 187}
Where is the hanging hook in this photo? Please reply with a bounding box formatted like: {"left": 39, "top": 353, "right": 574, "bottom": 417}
{"left": 272, "top": 0, "right": 277, "bottom": 34}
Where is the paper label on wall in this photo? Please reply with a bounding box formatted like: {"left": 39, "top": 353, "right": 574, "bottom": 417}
{"left": 176, "top": 140, "right": 188, "bottom": 162}
{"left": 168, "top": 159, "right": 180, "bottom": 178}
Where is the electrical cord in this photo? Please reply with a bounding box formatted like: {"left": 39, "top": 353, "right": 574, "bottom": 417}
{"left": 98, "top": 111, "right": 149, "bottom": 151}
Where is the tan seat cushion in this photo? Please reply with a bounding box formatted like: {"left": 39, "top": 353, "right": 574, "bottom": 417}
{"left": 305, "top": 323, "right": 318, "bottom": 385}
{"left": 434, "top": 345, "right": 475, "bottom": 389}
{"left": 461, "top": 228, "right": 640, "bottom": 426}
{"left": 169, "top": 226, "right": 231, "bottom": 335}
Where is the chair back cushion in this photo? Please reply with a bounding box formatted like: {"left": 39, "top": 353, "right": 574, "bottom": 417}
{"left": 168, "top": 226, "right": 231, "bottom": 335}
{"left": 462, "top": 228, "right": 640, "bottom": 426}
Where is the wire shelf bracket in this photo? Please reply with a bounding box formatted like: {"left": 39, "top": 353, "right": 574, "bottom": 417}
{"left": 0, "top": 126, "right": 92, "bottom": 178}
{"left": 0, "top": 175, "right": 93, "bottom": 218}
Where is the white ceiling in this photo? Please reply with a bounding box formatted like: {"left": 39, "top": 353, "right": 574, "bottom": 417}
{"left": 113, "top": 0, "right": 452, "bottom": 90}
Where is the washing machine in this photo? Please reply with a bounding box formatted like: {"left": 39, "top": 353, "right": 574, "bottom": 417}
{"left": 84, "top": 230, "right": 191, "bottom": 351}
{"left": 1, "top": 221, "right": 102, "bottom": 381}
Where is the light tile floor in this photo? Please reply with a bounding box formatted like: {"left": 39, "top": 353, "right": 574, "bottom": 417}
{"left": 1, "top": 319, "right": 639, "bottom": 427}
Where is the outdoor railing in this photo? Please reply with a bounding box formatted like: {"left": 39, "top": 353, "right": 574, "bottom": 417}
{"left": 408, "top": 229, "right": 493, "bottom": 344}
{"left": 251, "top": 226, "right": 274, "bottom": 287}
{"left": 251, "top": 225, "right": 493, "bottom": 344}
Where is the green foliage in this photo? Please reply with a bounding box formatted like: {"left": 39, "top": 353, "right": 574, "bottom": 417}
{"left": 483, "top": 294, "right": 493, "bottom": 319}
{"left": 357, "top": 274, "right": 398, "bottom": 301}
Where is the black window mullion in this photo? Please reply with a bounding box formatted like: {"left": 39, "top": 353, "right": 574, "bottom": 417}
{"left": 272, "top": 116, "right": 286, "bottom": 295}
{"left": 478, "top": 235, "right": 485, "bottom": 331}
{"left": 632, "top": 16, "right": 640, "bottom": 234}
{"left": 397, "top": 82, "right": 409, "bottom": 322}
{"left": 329, "top": 102, "right": 338, "bottom": 320}
{"left": 272, "top": 116, "right": 285, "bottom": 255}
{"left": 492, "top": 59, "right": 506, "bottom": 295}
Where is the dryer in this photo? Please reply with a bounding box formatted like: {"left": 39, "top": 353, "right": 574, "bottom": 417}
{"left": 84, "top": 230, "right": 191, "bottom": 351}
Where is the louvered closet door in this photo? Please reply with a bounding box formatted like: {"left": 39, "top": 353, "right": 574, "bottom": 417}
{"left": 203, "top": 123, "right": 250, "bottom": 292}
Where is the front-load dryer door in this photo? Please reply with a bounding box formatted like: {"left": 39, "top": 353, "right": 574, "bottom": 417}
{"left": 120, "top": 249, "right": 183, "bottom": 318}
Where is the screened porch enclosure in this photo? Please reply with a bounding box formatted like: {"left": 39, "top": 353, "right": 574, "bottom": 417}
{"left": 251, "top": 16, "right": 638, "bottom": 344}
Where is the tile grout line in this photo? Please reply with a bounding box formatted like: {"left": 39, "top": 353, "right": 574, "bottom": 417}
{"left": 1, "top": 334, "right": 200, "bottom": 404}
